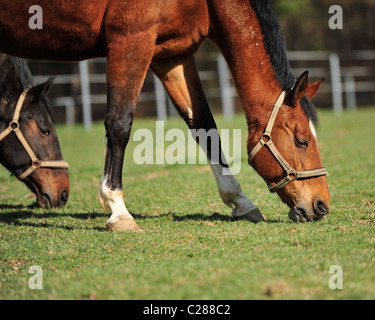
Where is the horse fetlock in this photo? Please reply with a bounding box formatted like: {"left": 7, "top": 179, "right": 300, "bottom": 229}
{"left": 232, "top": 206, "right": 266, "bottom": 223}
{"left": 219, "top": 188, "right": 266, "bottom": 222}
{"left": 230, "top": 193, "right": 266, "bottom": 222}
{"left": 218, "top": 186, "right": 242, "bottom": 206}
{"left": 223, "top": 200, "right": 233, "bottom": 209}
{"left": 99, "top": 178, "right": 136, "bottom": 231}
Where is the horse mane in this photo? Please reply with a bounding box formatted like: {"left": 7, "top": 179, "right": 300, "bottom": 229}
{"left": 0, "top": 54, "right": 54, "bottom": 119}
{"left": 8, "top": 56, "right": 34, "bottom": 90}
{"left": 250, "top": 0, "right": 318, "bottom": 124}
{"left": 300, "top": 96, "right": 318, "bottom": 125}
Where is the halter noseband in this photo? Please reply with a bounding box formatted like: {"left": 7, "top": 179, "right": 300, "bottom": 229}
{"left": 0, "top": 89, "right": 69, "bottom": 180}
{"left": 248, "top": 90, "right": 327, "bottom": 193}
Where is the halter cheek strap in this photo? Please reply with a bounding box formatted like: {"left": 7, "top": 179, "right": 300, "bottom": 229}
{"left": 0, "top": 89, "right": 69, "bottom": 180}
{"left": 248, "top": 90, "right": 327, "bottom": 193}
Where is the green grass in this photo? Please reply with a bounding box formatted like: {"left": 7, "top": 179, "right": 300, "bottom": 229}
{"left": 0, "top": 108, "right": 374, "bottom": 300}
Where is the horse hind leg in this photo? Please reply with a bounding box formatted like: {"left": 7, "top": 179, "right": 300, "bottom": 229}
{"left": 151, "top": 56, "right": 265, "bottom": 222}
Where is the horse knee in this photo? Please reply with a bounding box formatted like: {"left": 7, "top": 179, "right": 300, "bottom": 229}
{"left": 105, "top": 111, "right": 134, "bottom": 145}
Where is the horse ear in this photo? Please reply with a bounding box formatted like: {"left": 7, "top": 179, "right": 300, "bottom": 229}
{"left": 305, "top": 76, "right": 326, "bottom": 99}
{"left": 287, "top": 71, "right": 309, "bottom": 107}
{"left": 32, "top": 75, "right": 55, "bottom": 99}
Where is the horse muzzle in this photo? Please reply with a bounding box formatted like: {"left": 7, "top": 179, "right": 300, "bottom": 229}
{"left": 288, "top": 199, "right": 329, "bottom": 222}
{"left": 39, "top": 188, "right": 69, "bottom": 209}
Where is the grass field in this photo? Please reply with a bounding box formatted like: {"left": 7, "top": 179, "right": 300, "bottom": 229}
{"left": 0, "top": 108, "right": 374, "bottom": 300}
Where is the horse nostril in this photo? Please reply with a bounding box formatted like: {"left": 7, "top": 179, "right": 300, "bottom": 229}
{"left": 295, "top": 206, "right": 309, "bottom": 221}
{"left": 315, "top": 199, "right": 329, "bottom": 216}
{"left": 61, "top": 190, "right": 68, "bottom": 201}
{"left": 59, "top": 190, "right": 69, "bottom": 207}
{"left": 289, "top": 206, "right": 309, "bottom": 222}
{"left": 40, "top": 193, "right": 52, "bottom": 209}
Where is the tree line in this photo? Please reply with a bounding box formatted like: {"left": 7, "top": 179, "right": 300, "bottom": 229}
{"left": 272, "top": 0, "right": 375, "bottom": 51}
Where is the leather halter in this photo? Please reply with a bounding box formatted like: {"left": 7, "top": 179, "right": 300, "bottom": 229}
{"left": 0, "top": 89, "right": 69, "bottom": 180}
{"left": 248, "top": 90, "right": 327, "bottom": 193}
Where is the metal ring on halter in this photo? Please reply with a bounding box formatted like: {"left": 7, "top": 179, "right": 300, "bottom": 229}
{"left": 32, "top": 160, "right": 41, "bottom": 168}
{"left": 9, "top": 121, "right": 19, "bottom": 130}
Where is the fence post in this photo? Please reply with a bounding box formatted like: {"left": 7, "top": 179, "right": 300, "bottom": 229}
{"left": 65, "top": 97, "right": 75, "bottom": 126}
{"left": 344, "top": 73, "right": 357, "bottom": 111}
{"left": 329, "top": 53, "right": 343, "bottom": 115}
{"left": 167, "top": 97, "right": 179, "bottom": 117}
{"left": 153, "top": 74, "right": 168, "bottom": 121}
{"left": 217, "top": 55, "right": 234, "bottom": 119}
{"left": 79, "top": 60, "right": 92, "bottom": 130}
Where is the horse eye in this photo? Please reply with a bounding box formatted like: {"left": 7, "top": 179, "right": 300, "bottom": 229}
{"left": 295, "top": 137, "right": 308, "bottom": 148}
{"left": 39, "top": 127, "right": 51, "bottom": 136}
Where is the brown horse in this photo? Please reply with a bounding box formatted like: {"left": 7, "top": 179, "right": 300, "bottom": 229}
{"left": 0, "top": 54, "right": 69, "bottom": 208}
{"left": 0, "top": 0, "right": 329, "bottom": 230}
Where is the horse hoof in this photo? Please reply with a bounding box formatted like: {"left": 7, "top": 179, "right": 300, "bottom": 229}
{"left": 106, "top": 218, "right": 143, "bottom": 232}
{"left": 232, "top": 207, "right": 266, "bottom": 223}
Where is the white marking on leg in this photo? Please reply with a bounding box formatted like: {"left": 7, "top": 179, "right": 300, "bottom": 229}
{"left": 99, "top": 175, "right": 133, "bottom": 224}
{"left": 210, "top": 163, "right": 259, "bottom": 217}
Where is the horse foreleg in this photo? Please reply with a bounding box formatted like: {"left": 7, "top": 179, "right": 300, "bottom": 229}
{"left": 99, "top": 39, "right": 153, "bottom": 231}
{"left": 151, "top": 57, "right": 265, "bottom": 222}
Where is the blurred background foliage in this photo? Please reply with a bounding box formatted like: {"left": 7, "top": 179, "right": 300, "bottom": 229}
{"left": 272, "top": 0, "right": 375, "bottom": 51}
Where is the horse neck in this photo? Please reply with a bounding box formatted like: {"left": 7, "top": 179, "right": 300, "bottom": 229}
{"left": 208, "top": 0, "right": 292, "bottom": 124}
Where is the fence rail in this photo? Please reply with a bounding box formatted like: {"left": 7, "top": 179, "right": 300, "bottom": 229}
{"left": 28, "top": 50, "right": 375, "bottom": 130}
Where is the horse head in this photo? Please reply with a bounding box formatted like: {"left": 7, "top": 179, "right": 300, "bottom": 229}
{"left": 248, "top": 72, "right": 330, "bottom": 222}
{"left": 0, "top": 55, "right": 69, "bottom": 208}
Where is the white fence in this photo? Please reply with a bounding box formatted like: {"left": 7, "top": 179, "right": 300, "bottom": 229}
{"left": 30, "top": 50, "right": 375, "bottom": 130}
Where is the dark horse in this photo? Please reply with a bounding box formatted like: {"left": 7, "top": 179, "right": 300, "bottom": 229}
{"left": 0, "top": 0, "right": 329, "bottom": 230}
{"left": 0, "top": 54, "right": 69, "bottom": 208}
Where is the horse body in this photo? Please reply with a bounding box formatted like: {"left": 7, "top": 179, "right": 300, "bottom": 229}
{"left": 0, "top": 0, "right": 329, "bottom": 229}
{"left": 0, "top": 0, "right": 208, "bottom": 61}
{"left": 0, "top": 0, "right": 108, "bottom": 60}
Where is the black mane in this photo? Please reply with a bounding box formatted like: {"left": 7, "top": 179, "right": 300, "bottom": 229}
{"left": 0, "top": 54, "right": 54, "bottom": 120}
{"left": 250, "top": 0, "right": 318, "bottom": 124}
{"left": 300, "top": 96, "right": 318, "bottom": 125}
{"left": 10, "top": 57, "right": 34, "bottom": 90}
{"left": 0, "top": 54, "right": 34, "bottom": 90}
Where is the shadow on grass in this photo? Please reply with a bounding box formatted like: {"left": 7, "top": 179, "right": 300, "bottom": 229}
{"left": 0, "top": 205, "right": 106, "bottom": 231}
{"left": 0, "top": 204, "right": 284, "bottom": 231}
{"left": 172, "top": 212, "right": 234, "bottom": 222}
{"left": 171, "top": 212, "right": 282, "bottom": 224}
